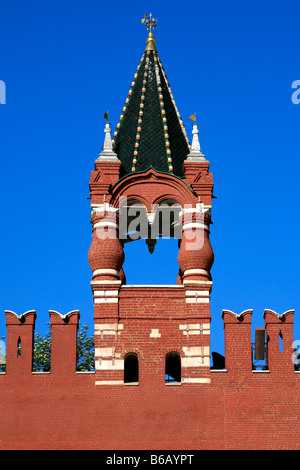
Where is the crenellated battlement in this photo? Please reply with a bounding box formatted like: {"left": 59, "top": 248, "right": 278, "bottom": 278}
{"left": 0, "top": 303, "right": 299, "bottom": 450}
{"left": 2, "top": 309, "right": 81, "bottom": 376}
{"left": 219, "top": 308, "right": 296, "bottom": 375}
{"left": 1, "top": 305, "right": 297, "bottom": 379}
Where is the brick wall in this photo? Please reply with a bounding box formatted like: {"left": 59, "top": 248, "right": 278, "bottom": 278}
{"left": 1, "top": 136, "right": 298, "bottom": 449}
{"left": 0, "top": 304, "right": 299, "bottom": 450}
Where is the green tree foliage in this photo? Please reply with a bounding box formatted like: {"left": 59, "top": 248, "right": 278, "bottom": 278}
{"left": 32, "top": 324, "right": 52, "bottom": 372}
{"left": 32, "top": 323, "right": 95, "bottom": 372}
{"left": 0, "top": 336, "right": 6, "bottom": 373}
{"left": 0, "top": 324, "right": 95, "bottom": 373}
{"left": 76, "top": 325, "right": 95, "bottom": 371}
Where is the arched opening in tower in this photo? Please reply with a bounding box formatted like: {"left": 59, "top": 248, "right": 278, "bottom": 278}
{"left": 120, "top": 199, "right": 181, "bottom": 284}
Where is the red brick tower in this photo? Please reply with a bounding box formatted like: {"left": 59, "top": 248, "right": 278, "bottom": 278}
{"left": 88, "top": 15, "right": 214, "bottom": 386}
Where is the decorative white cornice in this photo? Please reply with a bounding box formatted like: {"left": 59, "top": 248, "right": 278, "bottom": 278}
{"left": 49, "top": 310, "right": 80, "bottom": 321}
{"left": 5, "top": 310, "right": 36, "bottom": 320}
{"left": 221, "top": 309, "right": 253, "bottom": 320}
{"left": 263, "top": 309, "right": 295, "bottom": 320}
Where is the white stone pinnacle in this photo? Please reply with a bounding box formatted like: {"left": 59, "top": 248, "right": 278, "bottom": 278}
{"left": 186, "top": 124, "right": 206, "bottom": 161}
{"left": 98, "top": 122, "right": 119, "bottom": 161}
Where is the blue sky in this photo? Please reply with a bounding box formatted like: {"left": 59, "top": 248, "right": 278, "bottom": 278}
{"left": 0, "top": 0, "right": 299, "bottom": 357}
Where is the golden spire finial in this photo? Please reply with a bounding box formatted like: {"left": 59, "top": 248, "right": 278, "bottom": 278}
{"left": 141, "top": 13, "right": 157, "bottom": 51}
{"left": 141, "top": 13, "right": 157, "bottom": 31}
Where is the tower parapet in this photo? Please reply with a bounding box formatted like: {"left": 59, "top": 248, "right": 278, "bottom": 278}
{"left": 264, "top": 309, "right": 295, "bottom": 374}
{"left": 5, "top": 310, "right": 36, "bottom": 374}
{"left": 222, "top": 309, "right": 253, "bottom": 373}
{"left": 49, "top": 310, "right": 80, "bottom": 375}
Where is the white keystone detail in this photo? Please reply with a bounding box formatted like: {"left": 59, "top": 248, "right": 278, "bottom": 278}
{"left": 179, "top": 323, "right": 210, "bottom": 335}
{"left": 150, "top": 328, "right": 161, "bottom": 338}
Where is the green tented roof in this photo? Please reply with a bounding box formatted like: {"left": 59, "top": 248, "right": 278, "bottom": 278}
{"left": 112, "top": 44, "right": 191, "bottom": 178}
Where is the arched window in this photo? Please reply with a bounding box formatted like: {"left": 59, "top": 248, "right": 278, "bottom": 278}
{"left": 165, "top": 352, "right": 181, "bottom": 383}
{"left": 124, "top": 353, "right": 139, "bottom": 383}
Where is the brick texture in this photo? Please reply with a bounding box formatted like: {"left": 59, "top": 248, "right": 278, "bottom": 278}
{"left": 0, "top": 306, "right": 298, "bottom": 450}
{"left": 0, "top": 154, "right": 298, "bottom": 450}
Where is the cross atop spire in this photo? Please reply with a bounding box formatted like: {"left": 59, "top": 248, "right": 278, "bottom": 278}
{"left": 141, "top": 13, "right": 157, "bottom": 32}
{"left": 111, "top": 14, "right": 192, "bottom": 177}
{"left": 142, "top": 13, "right": 157, "bottom": 51}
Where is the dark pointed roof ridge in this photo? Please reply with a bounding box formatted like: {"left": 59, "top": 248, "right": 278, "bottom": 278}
{"left": 112, "top": 33, "right": 191, "bottom": 178}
